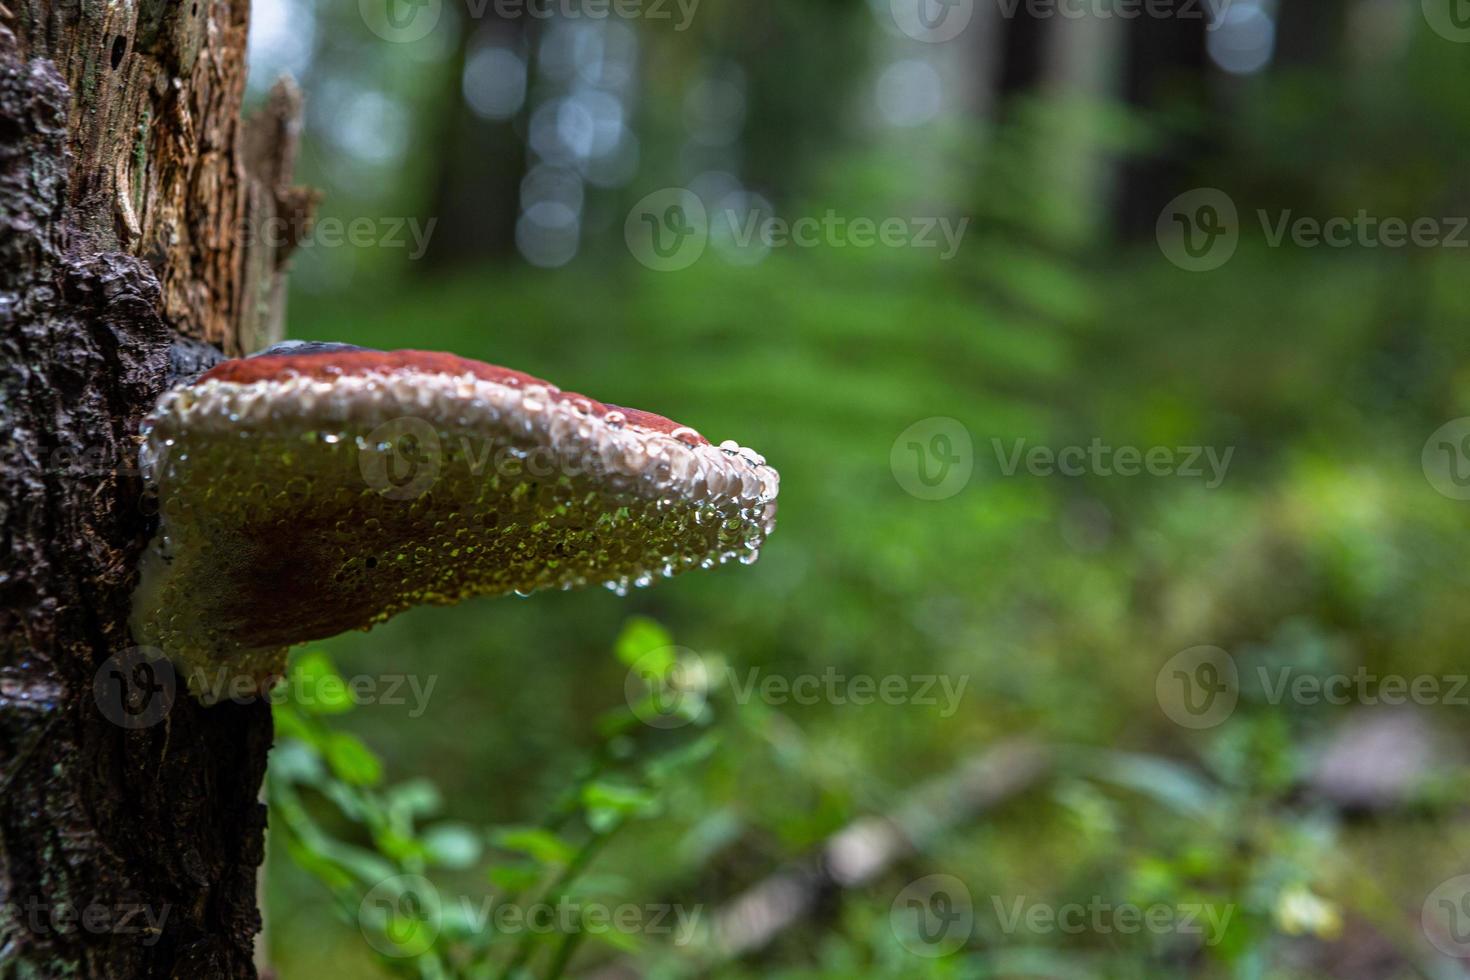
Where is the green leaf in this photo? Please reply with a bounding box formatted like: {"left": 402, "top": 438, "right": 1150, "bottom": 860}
{"left": 320, "top": 780, "right": 372, "bottom": 823}
{"left": 594, "top": 928, "right": 645, "bottom": 954}
{"left": 272, "top": 706, "right": 318, "bottom": 745}
{"left": 373, "top": 828, "right": 427, "bottom": 864}
{"left": 325, "top": 731, "right": 383, "bottom": 786}
{"left": 423, "top": 823, "right": 484, "bottom": 869}
{"left": 594, "top": 705, "right": 644, "bottom": 738}
{"left": 646, "top": 733, "right": 721, "bottom": 783}
{"left": 282, "top": 836, "right": 354, "bottom": 892}
{"left": 492, "top": 826, "right": 578, "bottom": 866}
{"left": 317, "top": 842, "right": 398, "bottom": 887}
{"left": 488, "top": 861, "right": 544, "bottom": 892}
{"left": 582, "top": 781, "right": 657, "bottom": 832}
{"left": 386, "top": 778, "right": 444, "bottom": 820}
{"left": 376, "top": 915, "right": 435, "bottom": 959}
{"left": 288, "top": 649, "right": 355, "bottom": 715}
{"left": 614, "top": 616, "right": 673, "bottom": 669}
{"left": 269, "top": 739, "right": 325, "bottom": 786}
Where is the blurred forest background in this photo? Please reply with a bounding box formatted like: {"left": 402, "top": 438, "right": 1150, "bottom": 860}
{"left": 249, "top": 1, "right": 1470, "bottom": 977}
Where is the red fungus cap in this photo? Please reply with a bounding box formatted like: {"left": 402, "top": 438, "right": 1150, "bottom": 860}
{"left": 131, "top": 347, "right": 779, "bottom": 697}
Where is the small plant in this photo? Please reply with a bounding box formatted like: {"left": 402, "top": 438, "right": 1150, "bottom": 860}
{"left": 269, "top": 617, "right": 718, "bottom": 979}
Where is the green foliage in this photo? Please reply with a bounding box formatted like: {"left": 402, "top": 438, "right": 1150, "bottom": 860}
{"left": 269, "top": 620, "right": 719, "bottom": 980}
{"left": 268, "top": 214, "right": 1470, "bottom": 975}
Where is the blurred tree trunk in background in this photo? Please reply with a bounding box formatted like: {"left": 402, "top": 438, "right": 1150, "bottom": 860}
{"left": 695, "top": 3, "right": 871, "bottom": 205}
{"left": 994, "top": 6, "right": 1052, "bottom": 116}
{"left": 1275, "top": 0, "right": 1347, "bottom": 69}
{"left": 424, "top": 2, "right": 533, "bottom": 267}
{"left": 1113, "top": 15, "right": 1212, "bottom": 238}
{"left": 0, "top": 2, "right": 306, "bottom": 975}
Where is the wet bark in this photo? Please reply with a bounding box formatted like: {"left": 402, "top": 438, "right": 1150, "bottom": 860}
{"left": 0, "top": 1, "right": 308, "bottom": 976}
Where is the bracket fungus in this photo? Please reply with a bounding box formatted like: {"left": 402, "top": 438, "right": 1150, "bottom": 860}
{"left": 131, "top": 344, "right": 779, "bottom": 697}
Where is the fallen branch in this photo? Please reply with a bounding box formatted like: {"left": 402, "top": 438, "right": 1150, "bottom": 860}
{"left": 581, "top": 738, "right": 1053, "bottom": 978}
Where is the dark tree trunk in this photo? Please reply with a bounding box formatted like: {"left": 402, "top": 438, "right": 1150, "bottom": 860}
{"left": 1273, "top": 0, "right": 1346, "bottom": 70}
{"left": 423, "top": 4, "right": 533, "bottom": 268}
{"left": 1112, "top": 16, "right": 1213, "bottom": 239}
{"left": 0, "top": 2, "right": 308, "bottom": 975}
{"left": 993, "top": 8, "right": 1051, "bottom": 113}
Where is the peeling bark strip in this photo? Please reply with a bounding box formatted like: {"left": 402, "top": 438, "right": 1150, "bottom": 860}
{"left": 1, "top": 1, "right": 310, "bottom": 976}
{"left": 7, "top": 0, "right": 313, "bottom": 353}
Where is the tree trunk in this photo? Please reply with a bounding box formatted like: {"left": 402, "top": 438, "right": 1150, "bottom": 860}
{"left": 993, "top": 7, "right": 1051, "bottom": 115}
{"left": 423, "top": 5, "right": 532, "bottom": 268}
{"left": 1, "top": 2, "right": 308, "bottom": 976}
{"left": 1112, "top": 16, "right": 1213, "bottom": 239}
{"left": 1274, "top": 0, "right": 1347, "bottom": 70}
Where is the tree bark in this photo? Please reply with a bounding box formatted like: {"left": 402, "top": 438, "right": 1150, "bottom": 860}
{"left": 1, "top": 1, "right": 307, "bottom": 976}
